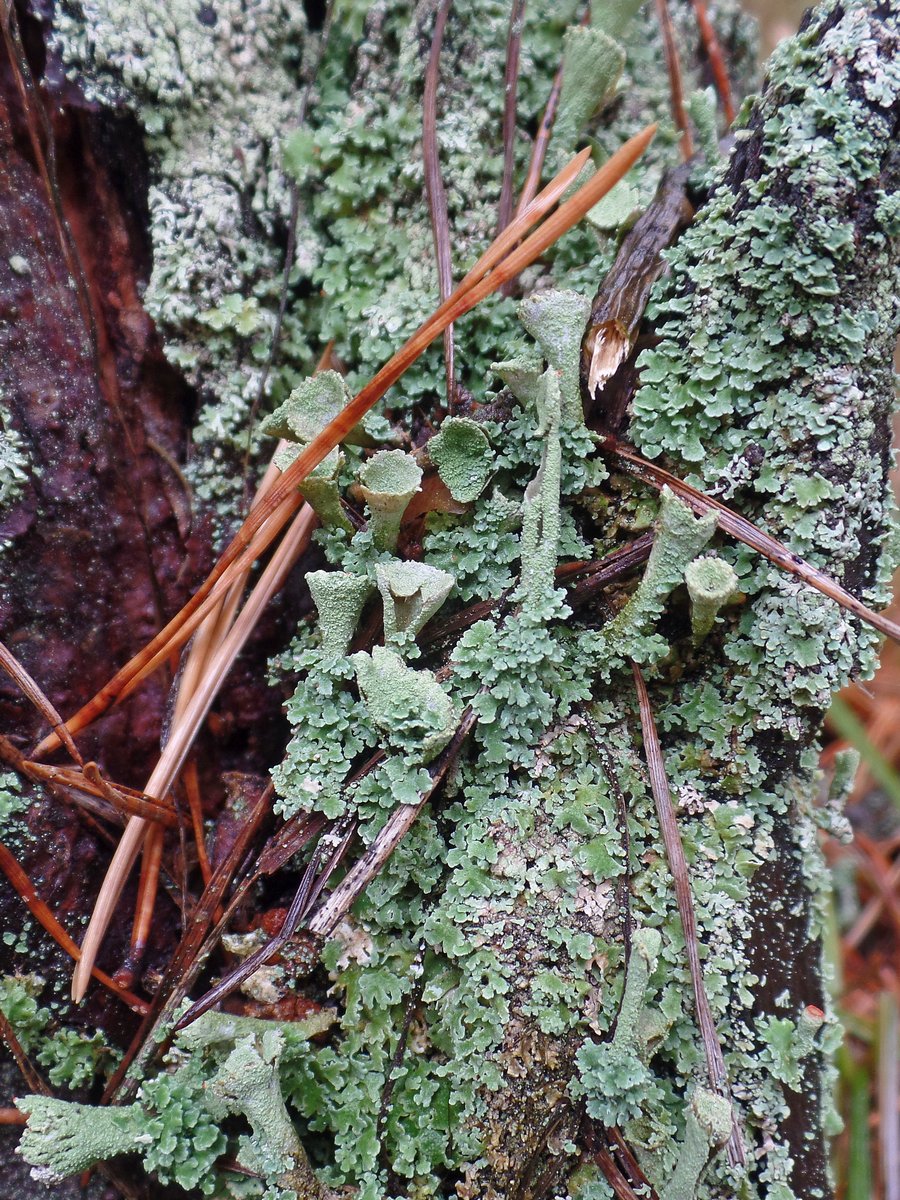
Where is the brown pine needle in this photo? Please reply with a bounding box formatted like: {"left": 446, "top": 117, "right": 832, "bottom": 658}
{"left": 128, "top": 822, "right": 165, "bottom": 976}
{"left": 126, "top": 452, "right": 288, "bottom": 955}
{"left": 590, "top": 1126, "right": 660, "bottom": 1200}
{"left": 183, "top": 760, "right": 212, "bottom": 886}
{"left": 81, "top": 762, "right": 176, "bottom": 827}
{"left": 175, "top": 816, "right": 357, "bottom": 1032}
{"left": 655, "top": 0, "right": 694, "bottom": 161}
{"left": 0, "top": 841, "right": 147, "bottom": 1012}
{"left": 631, "top": 662, "right": 744, "bottom": 1166}
{"left": 71, "top": 504, "right": 317, "bottom": 1000}
{"left": 158, "top": 446, "right": 290, "bottom": 906}
{"left": 0, "top": 753, "right": 177, "bottom": 828}
{"left": 103, "top": 784, "right": 274, "bottom": 1104}
{"left": 691, "top": 0, "right": 735, "bottom": 124}
{"left": 498, "top": 0, "right": 527, "bottom": 233}
{"left": 0, "top": 639, "right": 82, "bottom": 766}
{"left": 423, "top": 0, "right": 456, "bottom": 408}
{"left": 608, "top": 439, "right": 900, "bottom": 646}
{"left": 38, "top": 130, "right": 652, "bottom": 761}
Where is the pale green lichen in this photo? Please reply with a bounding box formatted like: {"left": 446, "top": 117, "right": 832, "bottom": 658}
{"left": 272, "top": 641, "right": 375, "bottom": 821}
{"left": 17, "top": 1095, "right": 148, "bottom": 1185}
{"left": 666, "top": 1088, "right": 734, "bottom": 1200}
{"left": 427, "top": 417, "right": 495, "bottom": 504}
{"left": 358, "top": 450, "right": 423, "bottom": 553}
{"left": 518, "top": 371, "right": 564, "bottom": 606}
{"left": 374, "top": 560, "right": 455, "bottom": 648}
{"left": 518, "top": 290, "right": 593, "bottom": 421}
{"left": 423, "top": 489, "right": 522, "bottom": 601}
{"left": 549, "top": 26, "right": 625, "bottom": 172}
{"left": 684, "top": 554, "right": 739, "bottom": 644}
{"left": 300, "top": 462, "right": 350, "bottom": 533}
{"left": 18, "top": 1009, "right": 331, "bottom": 1196}
{"left": 631, "top": 0, "right": 899, "bottom": 725}
{"left": 573, "top": 928, "right": 664, "bottom": 1126}
{"left": 0, "top": 975, "right": 120, "bottom": 1091}
{"left": 277, "top": 444, "right": 350, "bottom": 532}
{"left": 265, "top": 371, "right": 390, "bottom": 531}
{"left": 262, "top": 372, "right": 373, "bottom": 447}
{"left": 590, "top": 489, "right": 717, "bottom": 668}
{"left": 592, "top": 0, "right": 646, "bottom": 42}
{"left": 52, "top": 0, "right": 313, "bottom": 523}
{"left": 203, "top": 1029, "right": 319, "bottom": 1196}
{"left": 756, "top": 1005, "right": 826, "bottom": 1090}
{"left": 686, "top": 87, "right": 721, "bottom": 170}
{"left": 351, "top": 646, "right": 458, "bottom": 763}
{"left": 306, "top": 570, "right": 373, "bottom": 657}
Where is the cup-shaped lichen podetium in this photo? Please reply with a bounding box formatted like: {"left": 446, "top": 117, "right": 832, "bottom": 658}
{"left": 427, "top": 416, "right": 495, "bottom": 504}
{"left": 684, "top": 554, "right": 739, "bottom": 644}
{"left": 276, "top": 443, "right": 350, "bottom": 532}
{"left": 666, "top": 1088, "right": 733, "bottom": 1200}
{"left": 306, "top": 569, "right": 373, "bottom": 656}
{"left": 262, "top": 370, "right": 371, "bottom": 447}
{"left": 351, "top": 646, "right": 458, "bottom": 763}
{"left": 375, "top": 560, "right": 455, "bottom": 646}
{"left": 358, "top": 450, "right": 423, "bottom": 552}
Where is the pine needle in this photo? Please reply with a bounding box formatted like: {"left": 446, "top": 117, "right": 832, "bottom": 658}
{"left": 497, "top": 0, "right": 527, "bottom": 233}
{"left": 423, "top": 0, "right": 456, "bottom": 407}
{"left": 631, "top": 661, "right": 744, "bottom": 1167}
{"left": 0, "top": 639, "right": 82, "bottom": 766}
{"left": 71, "top": 504, "right": 317, "bottom": 1000}
{"left": 0, "top": 841, "right": 147, "bottom": 1012}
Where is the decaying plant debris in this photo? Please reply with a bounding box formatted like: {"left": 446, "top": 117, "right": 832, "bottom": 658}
{"left": 0, "top": 1, "right": 898, "bottom": 1198}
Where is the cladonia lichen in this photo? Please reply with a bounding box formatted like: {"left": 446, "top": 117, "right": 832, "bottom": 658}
{"left": 427, "top": 417, "right": 495, "bottom": 504}
{"left": 17, "top": 1009, "right": 332, "bottom": 1196}
{"left": 590, "top": 488, "right": 717, "bottom": 668}
{"left": 684, "top": 554, "right": 740, "bottom": 644}
{"left": 358, "top": 451, "right": 424, "bottom": 553}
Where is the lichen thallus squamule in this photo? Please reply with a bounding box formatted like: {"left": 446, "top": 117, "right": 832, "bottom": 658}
{"left": 27, "top": 111, "right": 900, "bottom": 1012}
